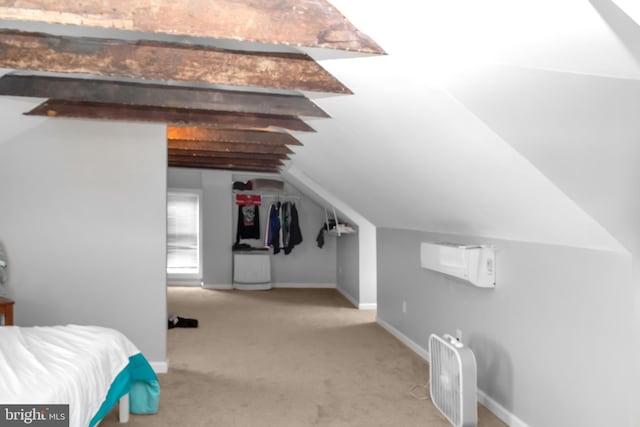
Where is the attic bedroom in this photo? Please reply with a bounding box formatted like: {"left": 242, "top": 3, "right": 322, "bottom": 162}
{"left": 0, "top": 1, "right": 639, "bottom": 427}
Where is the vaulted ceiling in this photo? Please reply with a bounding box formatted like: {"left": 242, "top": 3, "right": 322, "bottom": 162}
{"left": 1, "top": 0, "right": 639, "bottom": 253}
{"left": 0, "top": 0, "right": 384, "bottom": 173}
{"left": 286, "top": 0, "right": 640, "bottom": 252}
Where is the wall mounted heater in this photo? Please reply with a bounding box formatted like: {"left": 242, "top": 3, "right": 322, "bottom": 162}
{"left": 429, "top": 333, "right": 477, "bottom": 427}
{"left": 420, "top": 242, "right": 495, "bottom": 288}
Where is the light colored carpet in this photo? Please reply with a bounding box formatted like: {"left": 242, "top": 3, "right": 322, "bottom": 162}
{"left": 101, "top": 287, "right": 507, "bottom": 427}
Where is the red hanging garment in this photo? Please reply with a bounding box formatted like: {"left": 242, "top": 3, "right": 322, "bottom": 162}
{"left": 235, "top": 194, "right": 261, "bottom": 206}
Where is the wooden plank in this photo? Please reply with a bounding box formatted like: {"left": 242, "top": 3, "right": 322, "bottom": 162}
{"left": 0, "top": 0, "right": 385, "bottom": 55}
{"left": 168, "top": 149, "right": 289, "bottom": 161}
{"left": 168, "top": 159, "right": 280, "bottom": 173}
{"left": 0, "top": 30, "right": 351, "bottom": 94}
{"left": 168, "top": 163, "right": 280, "bottom": 172}
{"left": 25, "top": 99, "right": 315, "bottom": 132}
{"left": 167, "top": 127, "right": 302, "bottom": 146}
{"left": 168, "top": 140, "right": 293, "bottom": 155}
{"left": 169, "top": 154, "right": 282, "bottom": 168}
{"left": 0, "top": 74, "right": 330, "bottom": 117}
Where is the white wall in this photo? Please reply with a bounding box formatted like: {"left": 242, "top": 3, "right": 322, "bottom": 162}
{"left": 446, "top": 66, "right": 640, "bottom": 422}
{"left": 0, "top": 103, "right": 167, "bottom": 364}
{"left": 168, "top": 167, "right": 337, "bottom": 287}
{"left": 281, "top": 166, "right": 377, "bottom": 306}
{"left": 336, "top": 231, "right": 359, "bottom": 304}
{"left": 334, "top": 226, "right": 378, "bottom": 310}
{"left": 202, "top": 170, "right": 235, "bottom": 286}
{"left": 377, "top": 228, "right": 633, "bottom": 427}
{"left": 358, "top": 224, "right": 377, "bottom": 307}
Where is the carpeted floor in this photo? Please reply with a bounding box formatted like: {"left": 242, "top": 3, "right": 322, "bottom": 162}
{"left": 101, "top": 287, "right": 507, "bottom": 427}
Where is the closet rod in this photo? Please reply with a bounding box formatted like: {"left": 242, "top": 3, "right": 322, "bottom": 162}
{"left": 259, "top": 194, "right": 302, "bottom": 200}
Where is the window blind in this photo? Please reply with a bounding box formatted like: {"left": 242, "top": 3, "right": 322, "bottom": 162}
{"left": 167, "top": 191, "right": 200, "bottom": 276}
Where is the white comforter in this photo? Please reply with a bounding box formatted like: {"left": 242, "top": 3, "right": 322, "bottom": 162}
{"left": 0, "top": 325, "right": 140, "bottom": 427}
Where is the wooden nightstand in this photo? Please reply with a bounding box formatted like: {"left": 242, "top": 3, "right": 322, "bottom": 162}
{"left": 0, "top": 297, "right": 15, "bottom": 326}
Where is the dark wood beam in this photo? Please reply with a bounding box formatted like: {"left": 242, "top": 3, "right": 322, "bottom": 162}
{"left": 168, "top": 149, "right": 288, "bottom": 161}
{"left": 169, "top": 163, "right": 280, "bottom": 173}
{"left": 25, "top": 100, "right": 315, "bottom": 132}
{"left": 0, "top": 0, "right": 385, "bottom": 55}
{"left": 168, "top": 140, "right": 293, "bottom": 155}
{"left": 168, "top": 159, "right": 280, "bottom": 173}
{"left": 0, "top": 74, "right": 330, "bottom": 117}
{"left": 169, "top": 154, "right": 282, "bottom": 168}
{"left": 167, "top": 127, "right": 302, "bottom": 146}
{"left": 0, "top": 30, "right": 351, "bottom": 94}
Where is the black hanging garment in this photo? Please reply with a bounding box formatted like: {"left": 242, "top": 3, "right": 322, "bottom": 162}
{"left": 267, "top": 202, "right": 282, "bottom": 254}
{"left": 316, "top": 219, "right": 336, "bottom": 249}
{"left": 236, "top": 204, "right": 261, "bottom": 242}
{"left": 284, "top": 203, "right": 303, "bottom": 255}
{"left": 281, "top": 202, "right": 291, "bottom": 250}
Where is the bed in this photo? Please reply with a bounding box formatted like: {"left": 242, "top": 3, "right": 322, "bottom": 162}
{"left": 0, "top": 324, "right": 160, "bottom": 427}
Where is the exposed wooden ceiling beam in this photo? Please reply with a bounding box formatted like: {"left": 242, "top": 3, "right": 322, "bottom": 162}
{"left": 168, "top": 158, "right": 280, "bottom": 173}
{"left": 168, "top": 140, "right": 293, "bottom": 155}
{"left": 0, "top": 30, "right": 351, "bottom": 94}
{"left": 168, "top": 149, "right": 289, "bottom": 161}
{"left": 25, "top": 100, "right": 315, "bottom": 132}
{"left": 169, "top": 154, "right": 282, "bottom": 168}
{"left": 0, "top": 74, "right": 330, "bottom": 117}
{"left": 167, "top": 127, "right": 302, "bottom": 146}
{"left": 169, "top": 163, "right": 280, "bottom": 173}
{"left": 169, "top": 154, "right": 282, "bottom": 167}
{"left": 0, "top": 0, "right": 385, "bottom": 55}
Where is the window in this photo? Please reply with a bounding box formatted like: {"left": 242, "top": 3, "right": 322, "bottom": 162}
{"left": 167, "top": 190, "right": 201, "bottom": 278}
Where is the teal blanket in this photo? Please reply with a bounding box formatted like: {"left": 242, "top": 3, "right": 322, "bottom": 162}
{"left": 89, "top": 353, "right": 160, "bottom": 426}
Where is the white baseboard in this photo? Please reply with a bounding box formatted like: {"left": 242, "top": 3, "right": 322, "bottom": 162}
{"left": 376, "top": 317, "right": 430, "bottom": 361}
{"left": 335, "top": 287, "right": 377, "bottom": 310}
{"left": 150, "top": 361, "right": 168, "bottom": 374}
{"left": 272, "top": 283, "right": 336, "bottom": 289}
{"left": 478, "top": 390, "right": 530, "bottom": 427}
{"left": 233, "top": 283, "right": 272, "bottom": 290}
{"left": 202, "top": 283, "right": 233, "bottom": 290}
{"left": 376, "top": 316, "right": 529, "bottom": 427}
{"left": 336, "top": 286, "right": 358, "bottom": 308}
{"left": 203, "top": 283, "right": 337, "bottom": 290}
{"left": 167, "top": 280, "right": 202, "bottom": 287}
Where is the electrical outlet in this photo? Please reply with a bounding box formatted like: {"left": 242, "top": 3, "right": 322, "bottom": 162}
{"left": 402, "top": 300, "right": 407, "bottom": 313}
{"left": 456, "top": 328, "right": 463, "bottom": 342}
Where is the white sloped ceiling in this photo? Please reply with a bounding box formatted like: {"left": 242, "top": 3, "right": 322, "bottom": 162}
{"left": 287, "top": 0, "right": 640, "bottom": 252}
{"left": 446, "top": 65, "right": 640, "bottom": 253}
{"left": 612, "top": 0, "right": 640, "bottom": 25}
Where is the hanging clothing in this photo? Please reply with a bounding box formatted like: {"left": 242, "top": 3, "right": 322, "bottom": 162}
{"left": 266, "top": 203, "right": 282, "bottom": 254}
{"left": 257, "top": 201, "right": 302, "bottom": 255}
{"left": 316, "top": 224, "right": 327, "bottom": 249}
{"left": 283, "top": 202, "right": 303, "bottom": 255}
{"left": 281, "top": 202, "right": 291, "bottom": 250}
{"left": 236, "top": 204, "right": 261, "bottom": 242}
{"left": 279, "top": 203, "right": 285, "bottom": 251}
{"left": 264, "top": 205, "right": 271, "bottom": 247}
{"left": 315, "top": 219, "right": 336, "bottom": 249}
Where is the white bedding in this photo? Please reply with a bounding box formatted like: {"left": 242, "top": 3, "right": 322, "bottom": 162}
{"left": 0, "top": 325, "right": 140, "bottom": 427}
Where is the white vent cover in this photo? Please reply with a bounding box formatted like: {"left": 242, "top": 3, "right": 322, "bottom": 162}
{"left": 420, "top": 242, "right": 495, "bottom": 288}
{"left": 429, "top": 334, "right": 477, "bottom": 427}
